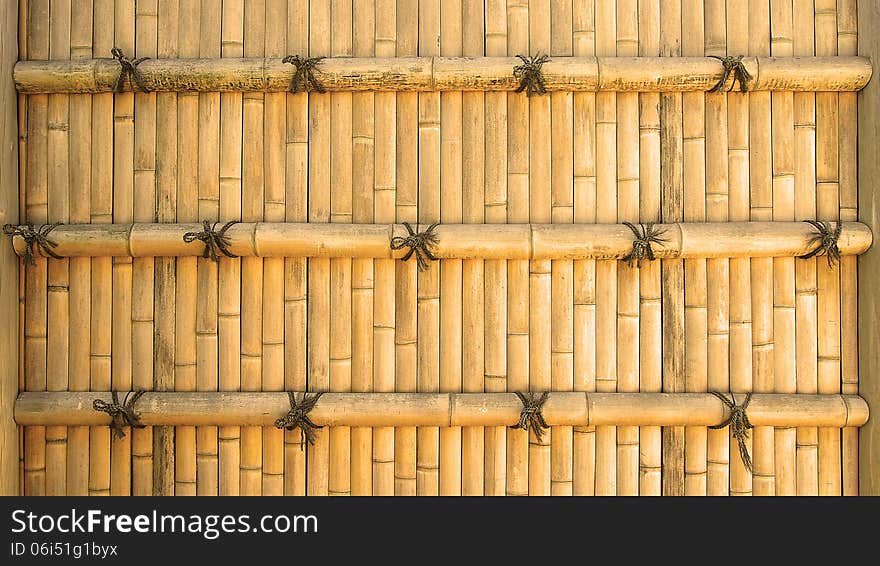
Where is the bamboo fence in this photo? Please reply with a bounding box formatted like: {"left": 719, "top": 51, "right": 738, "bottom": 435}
{"left": 4, "top": 0, "right": 874, "bottom": 497}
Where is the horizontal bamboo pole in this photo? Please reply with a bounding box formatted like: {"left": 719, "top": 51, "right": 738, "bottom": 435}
{"left": 14, "top": 392, "right": 868, "bottom": 428}
{"left": 7, "top": 221, "right": 873, "bottom": 260}
{"left": 13, "top": 56, "right": 872, "bottom": 94}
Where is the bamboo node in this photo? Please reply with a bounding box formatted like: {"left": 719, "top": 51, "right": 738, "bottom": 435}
{"left": 2, "top": 223, "right": 63, "bottom": 266}
{"left": 513, "top": 53, "right": 550, "bottom": 97}
{"left": 92, "top": 390, "right": 147, "bottom": 440}
{"left": 274, "top": 391, "right": 324, "bottom": 450}
{"left": 182, "top": 220, "right": 239, "bottom": 262}
{"left": 798, "top": 220, "right": 842, "bottom": 268}
{"left": 709, "top": 55, "right": 752, "bottom": 93}
{"left": 709, "top": 391, "right": 754, "bottom": 473}
{"left": 390, "top": 222, "right": 440, "bottom": 272}
{"left": 282, "top": 55, "right": 326, "bottom": 93}
{"left": 510, "top": 392, "right": 551, "bottom": 443}
{"left": 111, "top": 47, "right": 150, "bottom": 93}
{"left": 622, "top": 222, "right": 668, "bottom": 267}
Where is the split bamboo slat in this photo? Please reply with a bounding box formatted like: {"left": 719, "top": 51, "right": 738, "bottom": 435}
{"left": 13, "top": 55, "right": 873, "bottom": 93}
{"left": 14, "top": 392, "right": 870, "bottom": 428}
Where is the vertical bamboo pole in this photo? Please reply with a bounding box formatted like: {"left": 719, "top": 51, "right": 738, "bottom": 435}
{"left": 417, "top": 0, "right": 440, "bottom": 496}
{"left": 218, "top": 0, "right": 243, "bottom": 496}
{"left": 394, "top": 0, "right": 417, "bottom": 496}
{"left": 328, "top": 0, "right": 353, "bottom": 497}
{"left": 505, "top": 0, "right": 529, "bottom": 498}
{"left": 88, "top": 0, "right": 113, "bottom": 497}
{"left": 110, "top": 0, "right": 135, "bottom": 496}
{"left": 793, "top": 0, "right": 818, "bottom": 496}
{"left": 261, "top": 0, "right": 287, "bottom": 497}
{"left": 196, "top": 0, "right": 221, "bottom": 497}
{"left": 351, "top": 0, "right": 374, "bottom": 496}
{"left": 682, "top": 0, "right": 707, "bottom": 497}
{"left": 572, "top": 0, "right": 596, "bottom": 496}
{"left": 45, "top": 0, "right": 70, "bottom": 496}
{"left": 549, "top": 0, "right": 573, "bottom": 498}
{"left": 308, "top": 0, "right": 331, "bottom": 496}
{"left": 483, "top": 0, "right": 507, "bottom": 497}
{"left": 704, "top": 0, "right": 730, "bottom": 497}
{"left": 439, "top": 0, "right": 463, "bottom": 496}
{"left": 174, "top": 0, "right": 199, "bottom": 495}
{"left": 284, "top": 0, "right": 308, "bottom": 496}
{"left": 749, "top": 0, "right": 775, "bottom": 496}
{"left": 770, "top": 0, "right": 796, "bottom": 497}
{"left": 615, "top": 0, "right": 639, "bottom": 497}
{"left": 0, "top": 0, "right": 18, "bottom": 497}
{"left": 23, "top": 0, "right": 49, "bottom": 498}
{"left": 594, "top": 0, "right": 616, "bottom": 498}
{"left": 153, "top": 0, "right": 180, "bottom": 496}
{"left": 837, "top": 0, "right": 859, "bottom": 496}
{"left": 726, "top": 0, "right": 752, "bottom": 496}
{"left": 132, "top": 0, "right": 158, "bottom": 497}
{"left": 659, "top": 0, "right": 685, "bottom": 496}
{"left": 371, "top": 0, "right": 395, "bottom": 496}
{"left": 815, "top": 0, "right": 841, "bottom": 496}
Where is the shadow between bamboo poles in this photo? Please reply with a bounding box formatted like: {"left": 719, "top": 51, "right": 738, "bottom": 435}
{"left": 13, "top": 392, "right": 869, "bottom": 428}
{"left": 11, "top": 56, "right": 873, "bottom": 94}
{"left": 5, "top": 221, "right": 873, "bottom": 259}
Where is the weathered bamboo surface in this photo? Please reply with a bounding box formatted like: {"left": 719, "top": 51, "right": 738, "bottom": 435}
{"left": 7, "top": 221, "right": 872, "bottom": 260}
{"left": 13, "top": 56, "right": 872, "bottom": 93}
{"left": 14, "top": 391, "right": 869, "bottom": 429}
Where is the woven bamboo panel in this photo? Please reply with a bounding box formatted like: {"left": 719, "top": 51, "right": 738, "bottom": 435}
{"left": 13, "top": 0, "right": 863, "bottom": 496}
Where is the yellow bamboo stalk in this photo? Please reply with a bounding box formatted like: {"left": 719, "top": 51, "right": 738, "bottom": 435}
{"left": 704, "top": 0, "right": 729, "bottom": 498}
{"left": 218, "top": 0, "right": 243, "bottom": 497}
{"left": 350, "top": 0, "right": 375, "bottom": 497}
{"left": 44, "top": 0, "right": 70, "bottom": 497}
{"left": 88, "top": 0, "right": 113, "bottom": 497}
{"left": 193, "top": 0, "right": 220, "bottom": 498}
{"left": 815, "top": 0, "right": 841, "bottom": 496}
{"left": 307, "top": 0, "right": 331, "bottom": 496}
{"left": 394, "top": 0, "right": 417, "bottom": 496}
{"left": 506, "top": 0, "right": 528, "bottom": 497}
{"left": 838, "top": 0, "right": 859, "bottom": 496}
{"left": 483, "top": 0, "right": 507, "bottom": 497}
{"left": 637, "top": 0, "right": 661, "bottom": 497}
{"left": 438, "top": 0, "right": 463, "bottom": 497}
{"left": 16, "top": 392, "right": 869, "bottom": 428}
{"left": 792, "top": 0, "right": 818, "bottom": 496}
{"left": 417, "top": 0, "right": 440, "bottom": 496}
{"left": 371, "top": 0, "right": 395, "bottom": 498}
{"left": 727, "top": 0, "right": 752, "bottom": 496}
{"left": 461, "top": 0, "right": 485, "bottom": 498}
{"left": 572, "top": 0, "right": 596, "bottom": 497}
{"left": 172, "top": 0, "right": 197, "bottom": 499}
{"left": 13, "top": 56, "right": 873, "bottom": 93}
{"left": 283, "top": 0, "right": 308, "bottom": 496}
{"left": 594, "top": 0, "right": 617, "bottom": 497}
{"left": 260, "top": 0, "right": 286, "bottom": 498}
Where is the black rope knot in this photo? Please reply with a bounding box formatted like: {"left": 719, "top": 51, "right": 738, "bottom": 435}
{"left": 709, "top": 391, "right": 754, "bottom": 473}
{"left": 111, "top": 47, "right": 150, "bottom": 93}
{"left": 92, "top": 390, "right": 147, "bottom": 440}
{"left": 513, "top": 53, "right": 550, "bottom": 97}
{"left": 390, "top": 222, "right": 440, "bottom": 272}
{"left": 2, "top": 223, "right": 63, "bottom": 266}
{"left": 510, "top": 391, "right": 550, "bottom": 443}
{"left": 274, "top": 391, "right": 324, "bottom": 450}
{"left": 709, "top": 55, "right": 752, "bottom": 93}
{"left": 798, "top": 220, "right": 841, "bottom": 268}
{"left": 282, "top": 55, "right": 326, "bottom": 93}
{"left": 183, "top": 220, "right": 239, "bottom": 262}
{"left": 622, "top": 222, "right": 667, "bottom": 267}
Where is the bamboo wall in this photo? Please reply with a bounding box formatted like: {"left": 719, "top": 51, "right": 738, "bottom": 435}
{"left": 10, "top": 0, "right": 866, "bottom": 496}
